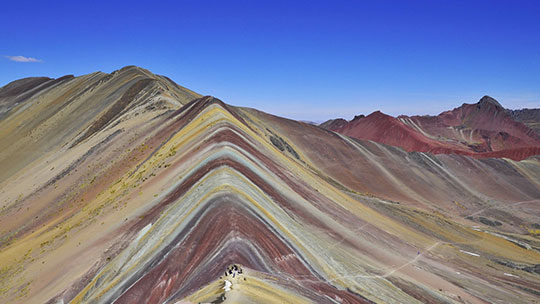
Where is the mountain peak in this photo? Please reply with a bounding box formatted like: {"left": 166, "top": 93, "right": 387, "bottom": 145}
{"left": 367, "top": 110, "right": 391, "bottom": 119}
{"left": 352, "top": 114, "right": 365, "bottom": 121}
{"left": 477, "top": 95, "right": 503, "bottom": 109}
{"left": 110, "top": 65, "right": 154, "bottom": 79}
{"left": 319, "top": 118, "right": 348, "bottom": 130}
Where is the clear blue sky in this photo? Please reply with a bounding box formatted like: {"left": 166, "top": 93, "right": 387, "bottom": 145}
{"left": 1, "top": 0, "right": 539, "bottom": 121}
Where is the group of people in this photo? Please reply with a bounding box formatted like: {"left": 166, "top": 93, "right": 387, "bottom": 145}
{"left": 224, "top": 264, "right": 243, "bottom": 278}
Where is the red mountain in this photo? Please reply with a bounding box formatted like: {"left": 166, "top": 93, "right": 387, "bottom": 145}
{"left": 323, "top": 96, "right": 540, "bottom": 160}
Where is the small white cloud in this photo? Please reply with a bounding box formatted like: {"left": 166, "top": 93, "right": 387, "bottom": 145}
{"left": 5, "top": 55, "right": 43, "bottom": 62}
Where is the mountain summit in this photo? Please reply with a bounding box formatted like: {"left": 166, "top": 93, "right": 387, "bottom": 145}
{"left": 478, "top": 95, "right": 504, "bottom": 109}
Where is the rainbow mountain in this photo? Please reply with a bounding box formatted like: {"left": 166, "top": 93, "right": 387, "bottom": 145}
{"left": 0, "top": 66, "right": 539, "bottom": 303}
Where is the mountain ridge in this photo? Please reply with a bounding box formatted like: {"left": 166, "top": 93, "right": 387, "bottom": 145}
{"left": 322, "top": 95, "right": 540, "bottom": 160}
{"left": 1, "top": 67, "right": 539, "bottom": 303}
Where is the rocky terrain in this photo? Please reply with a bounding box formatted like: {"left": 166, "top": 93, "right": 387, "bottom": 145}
{"left": 0, "top": 67, "right": 539, "bottom": 303}
{"left": 508, "top": 108, "right": 540, "bottom": 136}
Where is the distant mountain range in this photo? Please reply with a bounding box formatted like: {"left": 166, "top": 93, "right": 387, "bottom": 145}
{"left": 321, "top": 96, "right": 540, "bottom": 160}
